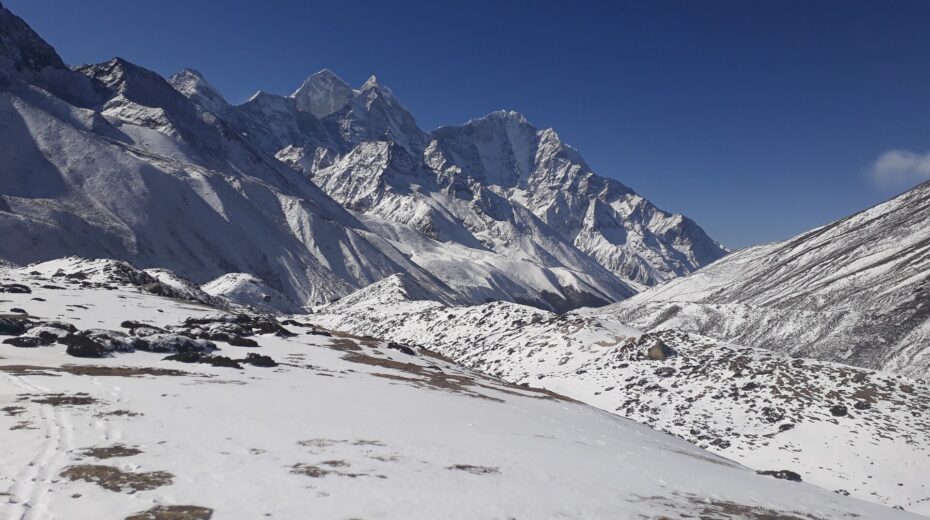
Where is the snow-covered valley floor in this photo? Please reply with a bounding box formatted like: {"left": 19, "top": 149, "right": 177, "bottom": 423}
{"left": 0, "top": 266, "right": 921, "bottom": 519}
{"left": 308, "top": 276, "right": 930, "bottom": 516}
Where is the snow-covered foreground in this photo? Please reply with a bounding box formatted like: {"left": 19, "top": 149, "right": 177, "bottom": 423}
{"left": 0, "top": 268, "right": 919, "bottom": 519}
{"left": 309, "top": 276, "right": 930, "bottom": 516}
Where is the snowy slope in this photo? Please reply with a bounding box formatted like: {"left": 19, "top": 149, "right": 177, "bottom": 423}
{"left": 0, "top": 263, "right": 919, "bottom": 520}
{"left": 309, "top": 283, "right": 930, "bottom": 515}
{"left": 600, "top": 180, "right": 930, "bottom": 378}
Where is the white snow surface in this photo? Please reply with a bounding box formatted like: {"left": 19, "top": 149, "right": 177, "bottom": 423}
{"left": 0, "top": 267, "right": 916, "bottom": 519}
{"left": 309, "top": 279, "right": 930, "bottom": 515}
{"left": 201, "top": 272, "right": 303, "bottom": 313}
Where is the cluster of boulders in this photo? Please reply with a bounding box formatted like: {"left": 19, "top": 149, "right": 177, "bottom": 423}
{"left": 0, "top": 311, "right": 304, "bottom": 363}
{"left": 164, "top": 351, "right": 277, "bottom": 369}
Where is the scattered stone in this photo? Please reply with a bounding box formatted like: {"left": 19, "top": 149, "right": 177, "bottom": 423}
{"left": 9, "top": 308, "right": 27, "bottom": 314}
{"left": 446, "top": 464, "right": 500, "bottom": 475}
{"left": 163, "top": 352, "right": 242, "bottom": 369}
{"left": 756, "top": 469, "right": 802, "bottom": 482}
{"left": 830, "top": 404, "right": 848, "bottom": 417}
{"left": 0, "top": 283, "right": 31, "bottom": 294}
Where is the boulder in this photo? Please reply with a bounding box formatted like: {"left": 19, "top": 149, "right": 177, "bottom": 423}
{"left": 646, "top": 340, "right": 676, "bottom": 361}
{"left": 61, "top": 335, "right": 107, "bottom": 358}
{"left": 0, "top": 316, "right": 29, "bottom": 336}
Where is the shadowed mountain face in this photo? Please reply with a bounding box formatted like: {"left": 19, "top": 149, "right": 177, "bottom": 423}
{"left": 600, "top": 180, "right": 930, "bottom": 378}
{"left": 0, "top": 3, "right": 724, "bottom": 312}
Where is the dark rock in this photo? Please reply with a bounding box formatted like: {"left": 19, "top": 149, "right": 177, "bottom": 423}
{"left": 10, "top": 308, "right": 27, "bottom": 314}
{"left": 760, "top": 406, "right": 784, "bottom": 424}
{"left": 0, "top": 316, "right": 30, "bottom": 335}
{"left": 646, "top": 340, "right": 676, "bottom": 361}
{"left": 854, "top": 401, "right": 871, "bottom": 410}
{"left": 830, "top": 404, "right": 848, "bottom": 417}
{"left": 386, "top": 341, "right": 416, "bottom": 356}
{"left": 757, "top": 470, "right": 802, "bottom": 482}
{"left": 240, "top": 353, "right": 276, "bottom": 367}
{"left": 3, "top": 336, "right": 41, "bottom": 347}
{"left": 135, "top": 334, "right": 215, "bottom": 354}
{"left": 0, "top": 283, "right": 31, "bottom": 294}
{"left": 62, "top": 335, "right": 107, "bottom": 358}
{"left": 305, "top": 329, "right": 332, "bottom": 337}
{"left": 228, "top": 336, "right": 259, "bottom": 347}
{"left": 778, "top": 423, "right": 795, "bottom": 432}
{"left": 654, "top": 366, "right": 676, "bottom": 377}
{"left": 41, "top": 321, "right": 78, "bottom": 333}
{"left": 164, "top": 352, "right": 242, "bottom": 369}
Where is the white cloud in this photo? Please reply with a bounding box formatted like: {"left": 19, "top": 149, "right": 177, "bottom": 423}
{"left": 870, "top": 149, "right": 930, "bottom": 189}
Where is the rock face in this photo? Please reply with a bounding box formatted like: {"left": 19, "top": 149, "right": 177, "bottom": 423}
{"left": 602, "top": 180, "right": 930, "bottom": 378}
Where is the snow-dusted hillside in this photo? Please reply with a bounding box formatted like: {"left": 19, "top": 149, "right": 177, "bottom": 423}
{"left": 1, "top": 263, "right": 914, "bottom": 519}
{"left": 309, "top": 278, "right": 930, "bottom": 515}
{"left": 599, "top": 180, "right": 930, "bottom": 379}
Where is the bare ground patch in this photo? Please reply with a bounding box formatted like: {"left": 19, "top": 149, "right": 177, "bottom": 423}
{"left": 60, "top": 465, "right": 173, "bottom": 492}
{"left": 29, "top": 393, "right": 98, "bottom": 407}
{"left": 80, "top": 444, "right": 143, "bottom": 459}
{"left": 125, "top": 505, "right": 213, "bottom": 520}
{"left": 1, "top": 405, "right": 25, "bottom": 416}
{"left": 290, "top": 462, "right": 383, "bottom": 479}
{"left": 446, "top": 464, "right": 499, "bottom": 475}
{"left": 0, "top": 364, "right": 192, "bottom": 378}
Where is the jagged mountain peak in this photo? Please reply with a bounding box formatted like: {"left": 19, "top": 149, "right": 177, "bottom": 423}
{"left": 360, "top": 73, "right": 383, "bottom": 92}
{"left": 168, "top": 67, "right": 229, "bottom": 115}
{"left": 291, "top": 68, "right": 354, "bottom": 118}
{"left": 0, "top": 2, "right": 65, "bottom": 78}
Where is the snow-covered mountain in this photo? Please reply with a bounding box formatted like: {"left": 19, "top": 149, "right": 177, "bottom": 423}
{"left": 308, "top": 279, "right": 930, "bottom": 514}
{"left": 258, "top": 72, "right": 728, "bottom": 291}
{"left": 3, "top": 3, "right": 703, "bottom": 313}
{"left": 599, "top": 180, "right": 930, "bottom": 379}
{"left": 0, "top": 260, "right": 921, "bottom": 519}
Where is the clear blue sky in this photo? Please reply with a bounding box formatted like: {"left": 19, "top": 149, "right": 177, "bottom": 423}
{"left": 6, "top": 0, "right": 930, "bottom": 248}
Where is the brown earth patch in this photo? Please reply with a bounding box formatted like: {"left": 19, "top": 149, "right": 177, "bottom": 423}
{"left": 0, "top": 364, "right": 192, "bottom": 378}
{"left": 447, "top": 464, "right": 499, "bottom": 475}
{"left": 10, "top": 420, "right": 36, "bottom": 430}
{"left": 30, "top": 393, "right": 98, "bottom": 407}
{"left": 95, "top": 410, "right": 142, "bottom": 418}
{"left": 1, "top": 405, "right": 25, "bottom": 416}
{"left": 60, "top": 465, "right": 173, "bottom": 492}
{"left": 80, "top": 444, "right": 143, "bottom": 459}
{"left": 125, "top": 505, "right": 213, "bottom": 520}
{"left": 290, "top": 463, "right": 372, "bottom": 479}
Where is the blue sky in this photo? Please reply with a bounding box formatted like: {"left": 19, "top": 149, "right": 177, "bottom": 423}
{"left": 7, "top": 0, "right": 930, "bottom": 248}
